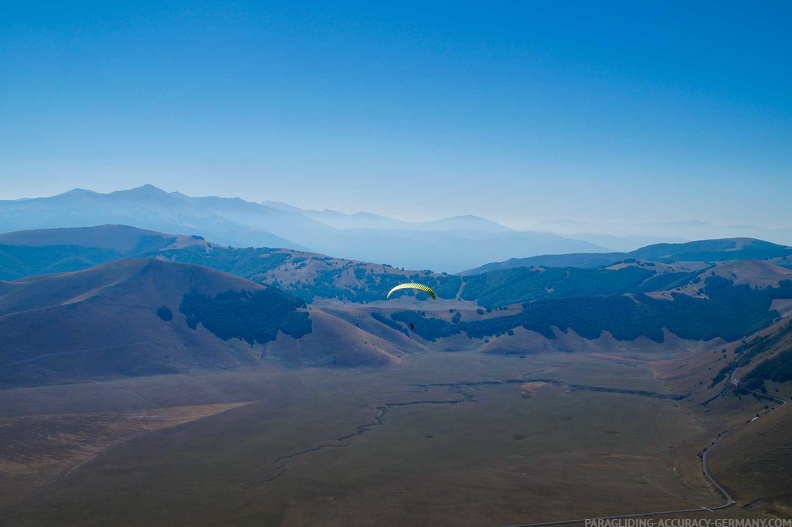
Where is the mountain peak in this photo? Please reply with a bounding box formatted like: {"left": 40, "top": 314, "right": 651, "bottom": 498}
{"left": 106, "top": 184, "right": 174, "bottom": 201}
{"left": 126, "top": 184, "right": 168, "bottom": 195}
{"left": 61, "top": 188, "right": 98, "bottom": 196}
{"left": 424, "top": 215, "right": 513, "bottom": 233}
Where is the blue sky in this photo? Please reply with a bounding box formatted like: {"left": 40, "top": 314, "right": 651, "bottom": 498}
{"left": 1, "top": 1, "right": 791, "bottom": 229}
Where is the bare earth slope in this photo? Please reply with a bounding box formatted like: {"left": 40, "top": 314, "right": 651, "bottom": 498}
{"left": 0, "top": 259, "right": 405, "bottom": 388}
{"left": 0, "top": 259, "right": 269, "bottom": 387}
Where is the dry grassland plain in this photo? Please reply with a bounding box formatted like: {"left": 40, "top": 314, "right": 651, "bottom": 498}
{"left": 0, "top": 350, "right": 784, "bottom": 526}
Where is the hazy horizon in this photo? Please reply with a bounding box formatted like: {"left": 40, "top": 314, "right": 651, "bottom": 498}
{"left": 2, "top": 2, "right": 791, "bottom": 231}
{"left": 4, "top": 183, "right": 792, "bottom": 248}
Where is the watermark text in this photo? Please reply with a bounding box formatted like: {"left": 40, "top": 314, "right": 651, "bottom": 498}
{"left": 585, "top": 520, "right": 791, "bottom": 527}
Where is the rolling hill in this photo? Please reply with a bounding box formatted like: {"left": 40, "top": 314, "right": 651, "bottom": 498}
{"left": 3, "top": 225, "right": 792, "bottom": 392}
{"left": 0, "top": 225, "right": 191, "bottom": 280}
{"left": 462, "top": 238, "right": 792, "bottom": 275}
{"left": 3, "top": 224, "right": 792, "bottom": 313}
{"left": 0, "top": 225, "right": 464, "bottom": 302}
{"left": 650, "top": 312, "right": 792, "bottom": 515}
{"left": 0, "top": 258, "right": 408, "bottom": 388}
{"left": 4, "top": 226, "right": 792, "bottom": 308}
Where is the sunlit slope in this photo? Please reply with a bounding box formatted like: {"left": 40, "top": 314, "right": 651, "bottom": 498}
{"left": 0, "top": 224, "right": 179, "bottom": 253}
{"left": 262, "top": 309, "right": 408, "bottom": 367}
{"left": 0, "top": 259, "right": 267, "bottom": 387}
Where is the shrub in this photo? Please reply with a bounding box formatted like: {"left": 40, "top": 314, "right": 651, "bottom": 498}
{"left": 156, "top": 306, "right": 173, "bottom": 321}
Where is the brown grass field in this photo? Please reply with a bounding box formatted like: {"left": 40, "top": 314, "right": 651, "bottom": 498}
{"left": 0, "top": 350, "right": 787, "bottom": 526}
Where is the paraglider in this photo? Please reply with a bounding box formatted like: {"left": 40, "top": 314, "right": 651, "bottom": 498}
{"left": 386, "top": 283, "right": 437, "bottom": 300}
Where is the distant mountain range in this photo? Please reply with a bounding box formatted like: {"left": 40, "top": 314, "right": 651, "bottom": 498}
{"left": 532, "top": 219, "right": 792, "bottom": 247}
{"left": 0, "top": 185, "right": 648, "bottom": 273}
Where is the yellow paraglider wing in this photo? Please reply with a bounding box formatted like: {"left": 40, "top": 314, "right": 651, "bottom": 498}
{"left": 386, "top": 283, "right": 437, "bottom": 300}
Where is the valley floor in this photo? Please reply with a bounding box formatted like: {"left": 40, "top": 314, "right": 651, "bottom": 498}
{"left": 0, "top": 351, "right": 787, "bottom": 526}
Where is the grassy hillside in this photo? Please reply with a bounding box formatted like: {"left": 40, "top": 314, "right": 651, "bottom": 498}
{"left": 708, "top": 401, "right": 792, "bottom": 514}
{"left": 0, "top": 244, "right": 123, "bottom": 280}
{"left": 4, "top": 226, "right": 792, "bottom": 312}
{"left": 0, "top": 225, "right": 177, "bottom": 253}
{"left": 458, "top": 264, "right": 690, "bottom": 308}
{"left": 631, "top": 238, "right": 792, "bottom": 263}
{"left": 0, "top": 225, "right": 182, "bottom": 280}
{"left": 0, "top": 258, "right": 415, "bottom": 388}
{"left": 714, "top": 319, "right": 792, "bottom": 392}
{"left": 652, "top": 316, "right": 792, "bottom": 514}
{"left": 464, "top": 237, "right": 792, "bottom": 274}
{"left": 382, "top": 276, "right": 792, "bottom": 344}
{"left": 4, "top": 227, "right": 792, "bottom": 368}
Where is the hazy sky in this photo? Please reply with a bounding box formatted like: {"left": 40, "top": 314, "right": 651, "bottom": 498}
{"left": 2, "top": 1, "right": 791, "bottom": 229}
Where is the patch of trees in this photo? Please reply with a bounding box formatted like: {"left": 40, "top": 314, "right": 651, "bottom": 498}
{"left": 179, "top": 287, "right": 311, "bottom": 345}
{"left": 132, "top": 235, "right": 178, "bottom": 254}
{"left": 160, "top": 246, "right": 290, "bottom": 278}
{"left": 370, "top": 312, "right": 409, "bottom": 336}
{"left": 711, "top": 361, "right": 738, "bottom": 387}
{"left": 391, "top": 311, "right": 461, "bottom": 340}
{"left": 287, "top": 268, "right": 461, "bottom": 304}
{"left": 633, "top": 272, "right": 700, "bottom": 293}
{"left": 740, "top": 348, "right": 792, "bottom": 391}
{"left": 460, "top": 266, "right": 655, "bottom": 308}
{"left": 715, "top": 319, "right": 792, "bottom": 390}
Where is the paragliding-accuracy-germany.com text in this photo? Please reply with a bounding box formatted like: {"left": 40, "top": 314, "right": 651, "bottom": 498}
{"left": 585, "top": 520, "right": 791, "bottom": 527}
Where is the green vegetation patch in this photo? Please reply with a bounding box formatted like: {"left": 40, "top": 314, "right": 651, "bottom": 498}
{"left": 156, "top": 306, "right": 173, "bottom": 321}
{"left": 370, "top": 312, "right": 409, "bottom": 336}
{"left": 632, "top": 271, "right": 701, "bottom": 293}
{"left": 712, "top": 319, "right": 792, "bottom": 391}
{"left": 460, "top": 266, "right": 655, "bottom": 308}
{"left": 289, "top": 266, "right": 461, "bottom": 304}
{"left": 179, "top": 288, "right": 311, "bottom": 345}
{"left": 741, "top": 348, "right": 792, "bottom": 391}
{"left": 160, "top": 246, "right": 290, "bottom": 278}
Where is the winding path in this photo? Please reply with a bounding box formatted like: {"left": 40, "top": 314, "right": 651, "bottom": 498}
{"left": 248, "top": 387, "right": 473, "bottom": 485}
{"left": 249, "top": 378, "right": 681, "bottom": 486}
{"left": 501, "top": 374, "right": 788, "bottom": 527}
